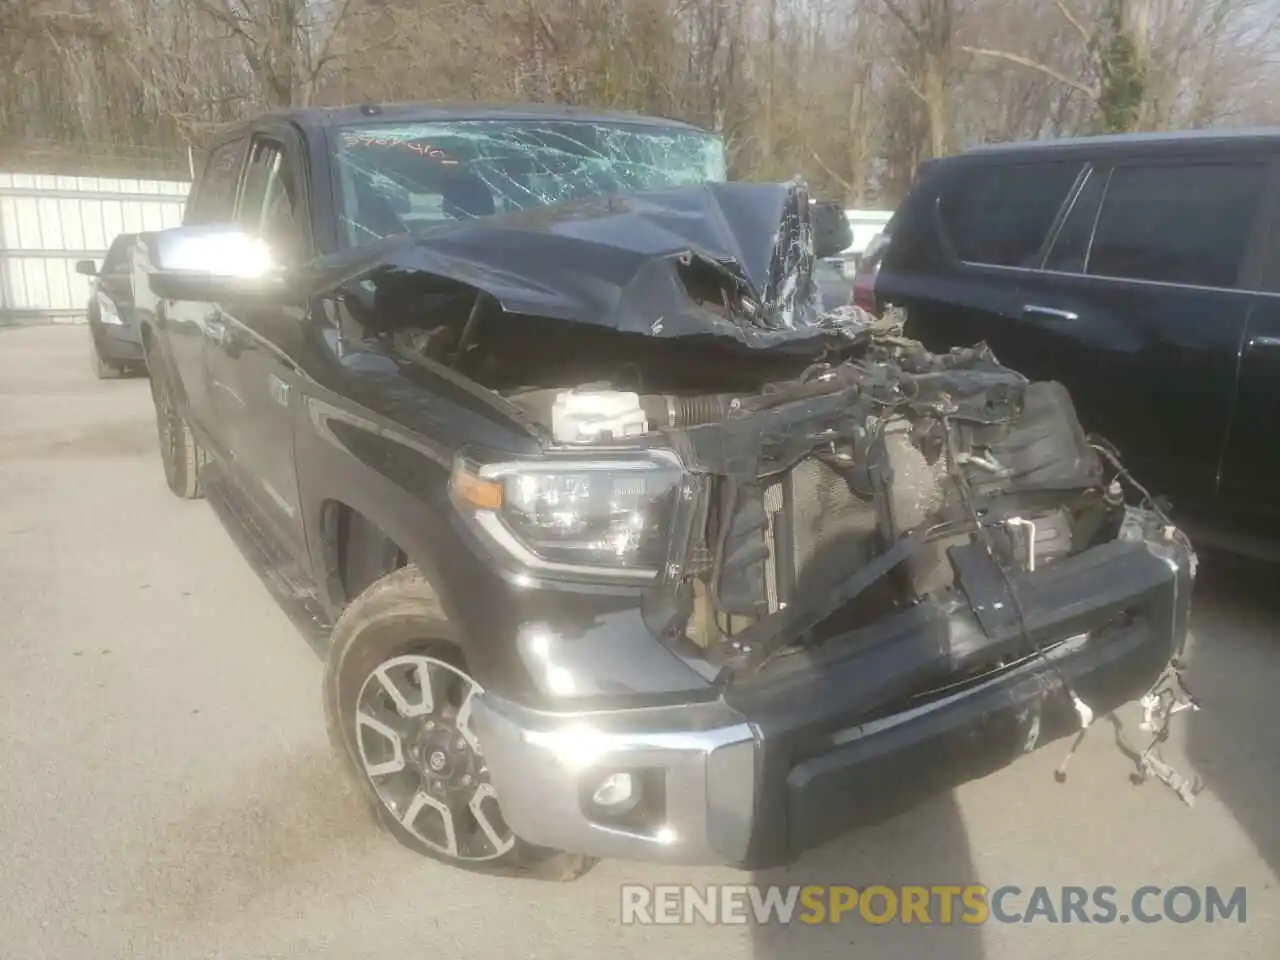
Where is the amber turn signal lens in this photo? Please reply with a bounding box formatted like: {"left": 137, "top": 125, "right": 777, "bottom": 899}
{"left": 452, "top": 464, "right": 504, "bottom": 510}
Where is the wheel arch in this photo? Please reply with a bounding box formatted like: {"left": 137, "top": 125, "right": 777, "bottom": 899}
{"left": 319, "top": 499, "right": 405, "bottom": 601}
{"left": 297, "top": 422, "right": 483, "bottom": 670}
{"left": 318, "top": 499, "right": 463, "bottom": 651}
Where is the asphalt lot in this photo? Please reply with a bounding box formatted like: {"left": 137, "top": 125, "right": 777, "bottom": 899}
{"left": 1, "top": 324, "right": 1277, "bottom": 959}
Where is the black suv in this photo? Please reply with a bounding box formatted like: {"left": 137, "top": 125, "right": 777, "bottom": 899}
{"left": 856, "top": 130, "right": 1280, "bottom": 561}
{"left": 130, "top": 104, "right": 1195, "bottom": 879}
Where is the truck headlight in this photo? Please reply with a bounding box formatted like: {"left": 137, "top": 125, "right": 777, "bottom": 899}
{"left": 450, "top": 453, "right": 684, "bottom": 579}
{"left": 97, "top": 294, "right": 123, "bottom": 325}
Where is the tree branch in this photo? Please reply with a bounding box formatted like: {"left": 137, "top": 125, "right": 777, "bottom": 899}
{"left": 879, "top": 0, "right": 923, "bottom": 43}
{"left": 1053, "top": 0, "right": 1092, "bottom": 44}
{"left": 885, "top": 56, "right": 927, "bottom": 103}
{"left": 812, "top": 151, "right": 855, "bottom": 194}
{"left": 305, "top": 0, "right": 357, "bottom": 84}
{"left": 192, "top": 0, "right": 257, "bottom": 48}
{"left": 963, "top": 46, "right": 1099, "bottom": 100}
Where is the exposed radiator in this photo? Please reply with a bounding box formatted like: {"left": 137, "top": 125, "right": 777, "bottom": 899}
{"left": 762, "top": 456, "right": 879, "bottom": 613}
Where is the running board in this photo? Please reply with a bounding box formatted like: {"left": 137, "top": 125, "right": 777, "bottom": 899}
{"left": 201, "top": 462, "right": 334, "bottom": 655}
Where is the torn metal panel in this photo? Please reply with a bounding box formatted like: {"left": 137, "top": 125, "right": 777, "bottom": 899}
{"left": 664, "top": 335, "right": 1031, "bottom": 485}
{"left": 297, "top": 181, "right": 859, "bottom": 350}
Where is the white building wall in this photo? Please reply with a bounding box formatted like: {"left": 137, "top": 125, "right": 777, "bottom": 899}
{"left": 0, "top": 172, "right": 190, "bottom": 324}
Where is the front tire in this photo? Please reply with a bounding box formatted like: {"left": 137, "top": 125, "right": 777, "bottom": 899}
{"left": 147, "top": 350, "right": 206, "bottom": 499}
{"left": 323, "top": 566, "right": 595, "bottom": 880}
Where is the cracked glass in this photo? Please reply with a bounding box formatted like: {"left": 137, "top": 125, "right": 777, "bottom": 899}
{"left": 330, "top": 119, "right": 727, "bottom": 248}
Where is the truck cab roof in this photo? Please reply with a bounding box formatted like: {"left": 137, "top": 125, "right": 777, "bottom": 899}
{"left": 219, "top": 102, "right": 709, "bottom": 142}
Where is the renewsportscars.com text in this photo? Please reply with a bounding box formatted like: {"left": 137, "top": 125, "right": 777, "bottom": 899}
{"left": 619, "top": 884, "right": 1248, "bottom": 926}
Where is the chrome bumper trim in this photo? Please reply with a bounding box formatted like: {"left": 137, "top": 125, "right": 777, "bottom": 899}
{"left": 470, "top": 693, "right": 757, "bottom": 864}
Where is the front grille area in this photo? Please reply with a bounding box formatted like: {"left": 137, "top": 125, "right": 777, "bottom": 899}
{"left": 763, "top": 457, "right": 879, "bottom": 613}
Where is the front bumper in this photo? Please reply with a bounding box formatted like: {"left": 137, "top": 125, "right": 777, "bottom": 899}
{"left": 471, "top": 516, "right": 1193, "bottom": 869}
{"left": 91, "top": 311, "right": 143, "bottom": 363}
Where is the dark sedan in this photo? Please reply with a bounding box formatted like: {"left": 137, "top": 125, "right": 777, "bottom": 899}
{"left": 76, "top": 233, "right": 145, "bottom": 378}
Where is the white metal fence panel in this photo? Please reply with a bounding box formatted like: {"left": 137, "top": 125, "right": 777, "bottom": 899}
{"left": 0, "top": 181, "right": 893, "bottom": 325}
{"left": 0, "top": 172, "right": 190, "bottom": 325}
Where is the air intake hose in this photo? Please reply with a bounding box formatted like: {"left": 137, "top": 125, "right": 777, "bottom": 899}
{"left": 639, "top": 393, "right": 739, "bottom": 428}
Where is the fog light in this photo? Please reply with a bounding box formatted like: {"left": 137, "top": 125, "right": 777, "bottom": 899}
{"left": 592, "top": 772, "right": 637, "bottom": 810}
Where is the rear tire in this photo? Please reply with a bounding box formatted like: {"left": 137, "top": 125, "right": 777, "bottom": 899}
{"left": 324, "top": 566, "right": 595, "bottom": 881}
{"left": 147, "top": 350, "right": 207, "bottom": 499}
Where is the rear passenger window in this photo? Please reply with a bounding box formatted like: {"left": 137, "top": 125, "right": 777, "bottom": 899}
{"left": 939, "top": 162, "right": 1080, "bottom": 267}
{"left": 1086, "top": 162, "right": 1266, "bottom": 289}
{"left": 1044, "top": 167, "right": 1107, "bottom": 274}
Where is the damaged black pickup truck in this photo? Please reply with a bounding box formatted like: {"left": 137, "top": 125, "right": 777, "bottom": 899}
{"left": 132, "top": 104, "right": 1196, "bottom": 879}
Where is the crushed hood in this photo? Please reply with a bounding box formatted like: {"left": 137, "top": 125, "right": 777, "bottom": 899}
{"left": 300, "top": 180, "right": 865, "bottom": 350}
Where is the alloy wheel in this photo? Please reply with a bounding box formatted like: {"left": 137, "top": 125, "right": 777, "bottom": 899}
{"left": 354, "top": 654, "right": 515, "bottom": 862}
{"left": 152, "top": 375, "right": 179, "bottom": 480}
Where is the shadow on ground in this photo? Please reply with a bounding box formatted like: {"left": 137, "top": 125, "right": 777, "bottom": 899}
{"left": 748, "top": 793, "right": 985, "bottom": 959}
{"left": 1183, "top": 559, "right": 1280, "bottom": 880}
{"left": 744, "top": 554, "right": 1280, "bottom": 960}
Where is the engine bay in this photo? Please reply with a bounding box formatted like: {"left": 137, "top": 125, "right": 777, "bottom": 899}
{"left": 391, "top": 297, "right": 1130, "bottom": 679}
{"left": 648, "top": 312, "right": 1126, "bottom": 670}
{"left": 318, "top": 181, "right": 1137, "bottom": 683}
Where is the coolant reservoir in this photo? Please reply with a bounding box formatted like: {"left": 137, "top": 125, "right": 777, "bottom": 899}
{"left": 551, "top": 390, "right": 649, "bottom": 443}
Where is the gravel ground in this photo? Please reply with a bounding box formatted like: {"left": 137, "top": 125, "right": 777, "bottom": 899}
{"left": 1, "top": 324, "right": 1276, "bottom": 960}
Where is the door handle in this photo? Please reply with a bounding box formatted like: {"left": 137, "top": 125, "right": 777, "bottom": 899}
{"left": 1247, "top": 335, "right": 1280, "bottom": 350}
{"left": 206, "top": 317, "right": 227, "bottom": 344}
{"left": 1022, "top": 304, "right": 1079, "bottom": 322}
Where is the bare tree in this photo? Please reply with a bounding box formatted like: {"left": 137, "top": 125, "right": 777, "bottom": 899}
{"left": 3, "top": 0, "right": 1279, "bottom": 194}
{"left": 192, "top": 0, "right": 358, "bottom": 107}
{"left": 879, "top": 0, "right": 959, "bottom": 158}
{"left": 963, "top": 0, "right": 1275, "bottom": 133}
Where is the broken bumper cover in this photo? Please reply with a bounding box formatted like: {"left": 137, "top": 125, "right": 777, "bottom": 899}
{"left": 471, "top": 522, "right": 1193, "bottom": 868}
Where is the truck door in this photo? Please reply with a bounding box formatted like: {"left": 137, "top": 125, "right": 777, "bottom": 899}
{"left": 1218, "top": 156, "right": 1280, "bottom": 526}
{"left": 1006, "top": 157, "right": 1267, "bottom": 511}
{"left": 897, "top": 158, "right": 1084, "bottom": 362}
{"left": 207, "top": 131, "right": 312, "bottom": 567}
{"left": 164, "top": 137, "right": 248, "bottom": 460}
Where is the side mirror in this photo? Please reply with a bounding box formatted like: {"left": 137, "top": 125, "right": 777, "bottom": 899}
{"left": 75, "top": 259, "right": 98, "bottom": 277}
{"left": 144, "top": 224, "right": 292, "bottom": 303}
{"left": 810, "top": 201, "right": 853, "bottom": 260}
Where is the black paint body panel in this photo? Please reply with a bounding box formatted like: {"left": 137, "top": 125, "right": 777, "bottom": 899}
{"left": 875, "top": 131, "right": 1280, "bottom": 556}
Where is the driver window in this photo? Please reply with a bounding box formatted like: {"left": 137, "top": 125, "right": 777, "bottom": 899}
{"left": 238, "top": 138, "right": 304, "bottom": 264}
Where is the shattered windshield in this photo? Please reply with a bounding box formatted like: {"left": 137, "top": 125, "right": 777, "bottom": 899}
{"left": 331, "top": 119, "right": 728, "bottom": 248}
